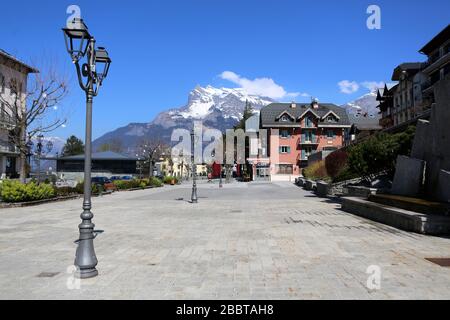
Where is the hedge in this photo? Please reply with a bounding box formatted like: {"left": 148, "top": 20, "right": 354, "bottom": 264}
{"left": 1, "top": 181, "right": 55, "bottom": 203}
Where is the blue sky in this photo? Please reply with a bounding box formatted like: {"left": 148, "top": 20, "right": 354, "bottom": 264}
{"left": 2, "top": 0, "right": 449, "bottom": 140}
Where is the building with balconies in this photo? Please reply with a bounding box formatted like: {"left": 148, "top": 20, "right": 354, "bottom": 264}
{"left": 259, "top": 100, "right": 350, "bottom": 181}
{"left": 0, "top": 49, "right": 38, "bottom": 178}
{"left": 376, "top": 24, "right": 449, "bottom": 132}
{"left": 419, "top": 24, "right": 450, "bottom": 106}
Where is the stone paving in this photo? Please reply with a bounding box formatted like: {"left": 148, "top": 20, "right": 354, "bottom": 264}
{"left": 1, "top": 181, "right": 450, "bottom": 299}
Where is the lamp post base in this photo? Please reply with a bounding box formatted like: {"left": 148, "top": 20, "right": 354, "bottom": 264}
{"left": 76, "top": 268, "right": 98, "bottom": 279}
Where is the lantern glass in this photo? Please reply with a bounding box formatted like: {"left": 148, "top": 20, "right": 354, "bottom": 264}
{"left": 62, "top": 18, "right": 92, "bottom": 62}
{"left": 94, "top": 47, "right": 111, "bottom": 82}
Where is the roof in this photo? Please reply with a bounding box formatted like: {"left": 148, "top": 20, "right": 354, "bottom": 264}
{"left": 0, "top": 49, "right": 39, "bottom": 73}
{"left": 419, "top": 24, "right": 450, "bottom": 55}
{"left": 58, "top": 151, "right": 139, "bottom": 161}
{"left": 260, "top": 102, "right": 350, "bottom": 127}
{"left": 391, "top": 63, "right": 423, "bottom": 81}
{"left": 348, "top": 112, "right": 382, "bottom": 131}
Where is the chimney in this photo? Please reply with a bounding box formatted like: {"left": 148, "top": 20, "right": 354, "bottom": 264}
{"left": 311, "top": 98, "right": 319, "bottom": 109}
{"left": 290, "top": 101, "right": 296, "bottom": 109}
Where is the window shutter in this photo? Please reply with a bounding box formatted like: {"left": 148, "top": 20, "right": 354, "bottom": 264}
{"left": 287, "top": 147, "right": 291, "bottom": 154}
{"left": 302, "top": 132, "right": 305, "bottom": 142}
{"left": 312, "top": 132, "right": 315, "bottom": 142}
{"left": 279, "top": 146, "right": 282, "bottom": 153}
{"left": 333, "top": 131, "right": 336, "bottom": 139}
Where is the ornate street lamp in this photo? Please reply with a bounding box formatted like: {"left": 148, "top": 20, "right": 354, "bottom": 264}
{"left": 190, "top": 129, "right": 198, "bottom": 203}
{"left": 63, "top": 17, "right": 111, "bottom": 279}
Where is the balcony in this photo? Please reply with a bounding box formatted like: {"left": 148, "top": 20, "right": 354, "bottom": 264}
{"left": 0, "top": 140, "right": 19, "bottom": 154}
{"left": 298, "top": 137, "right": 319, "bottom": 145}
{"left": 0, "top": 113, "right": 16, "bottom": 129}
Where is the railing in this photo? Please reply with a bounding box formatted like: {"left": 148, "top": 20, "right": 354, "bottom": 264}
{"left": 0, "top": 113, "right": 16, "bottom": 128}
{"left": 0, "top": 141, "right": 19, "bottom": 154}
{"left": 298, "top": 137, "right": 320, "bottom": 145}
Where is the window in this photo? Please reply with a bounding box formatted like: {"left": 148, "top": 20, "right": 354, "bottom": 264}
{"left": 279, "top": 146, "right": 291, "bottom": 154}
{"left": 327, "top": 130, "right": 335, "bottom": 139}
{"left": 280, "top": 129, "right": 290, "bottom": 138}
{"left": 304, "top": 131, "right": 313, "bottom": 142}
{"left": 277, "top": 164, "right": 293, "bottom": 175}
{"left": 305, "top": 117, "right": 313, "bottom": 127}
{"left": 327, "top": 115, "right": 334, "bottom": 122}
{"left": 281, "top": 115, "right": 289, "bottom": 122}
{"left": 9, "top": 79, "right": 17, "bottom": 96}
{"left": 0, "top": 73, "right": 5, "bottom": 94}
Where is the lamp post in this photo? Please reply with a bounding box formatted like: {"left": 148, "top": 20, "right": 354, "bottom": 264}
{"left": 34, "top": 134, "right": 53, "bottom": 184}
{"left": 190, "top": 129, "right": 198, "bottom": 203}
{"left": 63, "top": 18, "right": 111, "bottom": 279}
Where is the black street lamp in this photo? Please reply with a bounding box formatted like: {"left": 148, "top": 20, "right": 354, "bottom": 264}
{"left": 190, "top": 129, "right": 198, "bottom": 203}
{"left": 63, "top": 18, "right": 111, "bottom": 279}
{"left": 34, "top": 134, "right": 53, "bottom": 184}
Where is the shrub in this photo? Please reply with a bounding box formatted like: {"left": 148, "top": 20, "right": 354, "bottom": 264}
{"left": 54, "top": 186, "right": 78, "bottom": 196}
{"left": 303, "top": 160, "right": 330, "bottom": 182}
{"left": 149, "top": 177, "right": 163, "bottom": 187}
{"left": 348, "top": 133, "right": 398, "bottom": 180}
{"left": 325, "top": 150, "right": 348, "bottom": 179}
{"left": 332, "top": 167, "right": 360, "bottom": 183}
{"left": 163, "top": 176, "right": 178, "bottom": 184}
{"left": 1, "top": 181, "right": 55, "bottom": 203}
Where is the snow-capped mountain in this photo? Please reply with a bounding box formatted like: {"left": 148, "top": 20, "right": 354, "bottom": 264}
{"left": 340, "top": 90, "right": 381, "bottom": 117}
{"left": 92, "top": 86, "right": 274, "bottom": 153}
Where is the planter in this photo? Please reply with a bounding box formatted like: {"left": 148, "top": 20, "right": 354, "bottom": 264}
{"left": 304, "top": 180, "right": 316, "bottom": 191}
{"left": 345, "top": 186, "right": 377, "bottom": 199}
{"left": 296, "top": 178, "right": 306, "bottom": 187}
{"left": 316, "top": 181, "right": 330, "bottom": 197}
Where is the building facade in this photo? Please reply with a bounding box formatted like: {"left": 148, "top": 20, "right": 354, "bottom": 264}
{"left": 419, "top": 24, "right": 450, "bottom": 106}
{"left": 377, "top": 24, "right": 449, "bottom": 131}
{"left": 258, "top": 101, "right": 350, "bottom": 181}
{"left": 0, "top": 50, "right": 38, "bottom": 178}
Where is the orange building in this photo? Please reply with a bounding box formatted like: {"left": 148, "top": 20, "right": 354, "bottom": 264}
{"left": 258, "top": 100, "right": 350, "bottom": 181}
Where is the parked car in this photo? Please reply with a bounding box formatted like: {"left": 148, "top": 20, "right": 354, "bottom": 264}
{"left": 109, "top": 176, "right": 122, "bottom": 181}
{"left": 91, "top": 176, "right": 117, "bottom": 191}
{"left": 120, "top": 175, "right": 133, "bottom": 180}
{"left": 55, "top": 179, "right": 78, "bottom": 188}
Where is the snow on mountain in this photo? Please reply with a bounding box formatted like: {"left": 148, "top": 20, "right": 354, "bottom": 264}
{"left": 93, "top": 86, "right": 274, "bottom": 153}
{"left": 341, "top": 91, "right": 380, "bottom": 117}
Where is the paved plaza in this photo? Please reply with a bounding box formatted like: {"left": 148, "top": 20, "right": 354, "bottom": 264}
{"left": 1, "top": 181, "right": 450, "bottom": 299}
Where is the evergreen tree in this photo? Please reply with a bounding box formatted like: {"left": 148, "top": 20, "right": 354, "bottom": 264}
{"left": 235, "top": 100, "right": 254, "bottom": 130}
{"left": 62, "top": 135, "right": 84, "bottom": 156}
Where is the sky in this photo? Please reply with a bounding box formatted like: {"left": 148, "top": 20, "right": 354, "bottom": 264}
{"left": 1, "top": 0, "right": 449, "bottom": 140}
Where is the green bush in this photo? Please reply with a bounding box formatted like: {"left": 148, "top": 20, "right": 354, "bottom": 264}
{"left": 1, "top": 181, "right": 55, "bottom": 203}
{"left": 332, "top": 167, "right": 360, "bottom": 183}
{"left": 163, "top": 176, "right": 178, "bottom": 184}
{"left": 303, "top": 160, "right": 330, "bottom": 182}
{"left": 346, "top": 126, "right": 416, "bottom": 180}
{"left": 149, "top": 177, "right": 163, "bottom": 187}
{"left": 54, "top": 186, "right": 78, "bottom": 196}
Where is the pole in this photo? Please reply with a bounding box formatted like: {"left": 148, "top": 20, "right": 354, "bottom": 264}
{"left": 191, "top": 131, "right": 198, "bottom": 203}
{"left": 74, "top": 38, "right": 98, "bottom": 279}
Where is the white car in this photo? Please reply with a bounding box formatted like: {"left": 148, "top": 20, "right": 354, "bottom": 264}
{"left": 55, "top": 179, "right": 78, "bottom": 188}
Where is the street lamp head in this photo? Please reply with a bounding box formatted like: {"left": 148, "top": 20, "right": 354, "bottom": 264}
{"left": 62, "top": 18, "right": 92, "bottom": 63}
{"left": 94, "top": 47, "right": 111, "bottom": 83}
{"left": 46, "top": 140, "right": 53, "bottom": 154}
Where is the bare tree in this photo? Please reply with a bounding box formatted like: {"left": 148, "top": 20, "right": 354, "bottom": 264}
{"left": 136, "top": 138, "right": 165, "bottom": 177}
{"left": 0, "top": 64, "right": 68, "bottom": 182}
